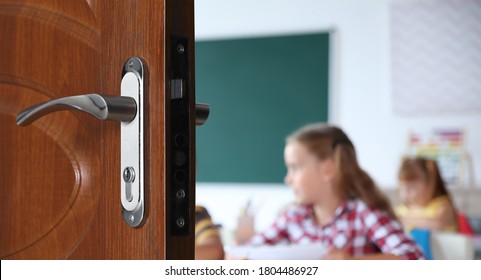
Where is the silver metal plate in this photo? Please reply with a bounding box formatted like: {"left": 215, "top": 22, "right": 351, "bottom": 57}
{"left": 120, "top": 57, "right": 144, "bottom": 227}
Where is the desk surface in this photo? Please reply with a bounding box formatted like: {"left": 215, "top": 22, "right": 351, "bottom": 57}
{"left": 471, "top": 235, "right": 481, "bottom": 260}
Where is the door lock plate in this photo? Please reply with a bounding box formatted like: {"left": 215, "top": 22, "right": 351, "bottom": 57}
{"left": 120, "top": 57, "right": 145, "bottom": 227}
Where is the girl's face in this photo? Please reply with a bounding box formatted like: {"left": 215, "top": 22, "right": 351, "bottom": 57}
{"left": 399, "top": 176, "right": 432, "bottom": 206}
{"left": 284, "top": 142, "right": 334, "bottom": 205}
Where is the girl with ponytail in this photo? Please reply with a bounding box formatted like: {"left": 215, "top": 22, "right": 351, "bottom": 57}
{"left": 249, "top": 123, "right": 424, "bottom": 260}
{"left": 396, "top": 157, "right": 458, "bottom": 232}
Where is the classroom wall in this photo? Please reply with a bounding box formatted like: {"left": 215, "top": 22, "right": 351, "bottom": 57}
{"left": 195, "top": 0, "right": 481, "bottom": 189}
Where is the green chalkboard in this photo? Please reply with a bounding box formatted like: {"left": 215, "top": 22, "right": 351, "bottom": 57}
{"left": 196, "top": 33, "right": 329, "bottom": 183}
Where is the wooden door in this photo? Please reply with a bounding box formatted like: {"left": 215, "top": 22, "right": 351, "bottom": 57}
{"left": 0, "top": 0, "right": 195, "bottom": 259}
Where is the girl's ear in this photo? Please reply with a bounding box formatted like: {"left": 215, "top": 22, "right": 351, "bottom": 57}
{"left": 319, "top": 158, "right": 336, "bottom": 181}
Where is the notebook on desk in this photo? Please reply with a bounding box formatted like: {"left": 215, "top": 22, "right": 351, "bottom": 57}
{"left": 226, "top": 243, "right": 327, "bottom": 260}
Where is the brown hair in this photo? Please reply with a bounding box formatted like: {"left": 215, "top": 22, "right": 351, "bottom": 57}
{"left": 398, "top": 157, "right": 454, "bottom": 205}
{"left": 287, "top": 123, "right": 396, "bottom": 218}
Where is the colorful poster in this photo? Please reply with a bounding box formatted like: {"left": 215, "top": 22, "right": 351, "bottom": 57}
{"left": 407, "top": 129, "right": 464, "bottom": 187}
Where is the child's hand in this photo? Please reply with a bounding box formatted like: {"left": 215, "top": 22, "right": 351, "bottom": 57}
{"left": 234, "top": 215, "right": 255, "bottom": 245}
{"left": 323, "top": 247, "right": 352, "bottom": 260}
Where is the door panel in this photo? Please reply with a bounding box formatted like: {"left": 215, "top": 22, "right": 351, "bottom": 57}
{"left": 0, "top": 0, "right": 195, "bottom": 259}
{"left": 0, "top": 93, "right": 100, "bottom": 259}
{"left": 0, "top": 0, "right": 101, "bottom": 259}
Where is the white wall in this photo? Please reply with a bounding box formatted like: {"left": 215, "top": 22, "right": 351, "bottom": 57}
{"left": 195, "top": 0, "right": 481, "bottom": 189}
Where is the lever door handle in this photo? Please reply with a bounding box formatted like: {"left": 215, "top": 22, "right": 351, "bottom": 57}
{"left": 16, "top": 94, "right": 137, "bottom": 126}
{"left": 195, "top": 102, "right": 210, "bottom": 126}
{"left": 15, "top": 57, "right": 146, "bottom": 228}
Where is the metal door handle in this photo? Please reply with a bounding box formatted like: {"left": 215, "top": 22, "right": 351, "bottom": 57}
{"left": 16, "top": 94, "right": 137, "bottom": 126}
{"left": 195, "top": 102, "right": 210, "bottom": 126}
{"left": 15, "top": 57, "right": 146, "bottom": 228}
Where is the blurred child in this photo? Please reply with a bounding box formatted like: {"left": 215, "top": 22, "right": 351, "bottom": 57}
{"left": 195, "top": 205, "right": 225, "bottom": 260}
{"left": 396, "top": 157, "right": 458, "bottom": 233}
{"left": 249, "top": 123, "right": 424, "bottom": 260}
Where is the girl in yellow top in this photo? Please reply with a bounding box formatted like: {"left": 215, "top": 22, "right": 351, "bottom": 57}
{"left": 396, "top": 157, "right": 458, "bottom": 232}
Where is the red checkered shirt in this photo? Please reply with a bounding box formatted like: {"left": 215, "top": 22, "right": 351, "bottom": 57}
{"left": 250, "top": 199, "right": 425, "bottom": 260}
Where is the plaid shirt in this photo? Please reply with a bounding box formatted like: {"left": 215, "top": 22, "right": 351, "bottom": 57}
{"left": 250, "top": 199, "right": 425, "bottom": 260}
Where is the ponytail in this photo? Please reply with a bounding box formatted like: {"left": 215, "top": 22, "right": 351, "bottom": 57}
{"left": 333, "top": 143, "right": 396, "bottom": 218}
{"left": 426, "top": 159, "right": 457, "bottom": 220}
